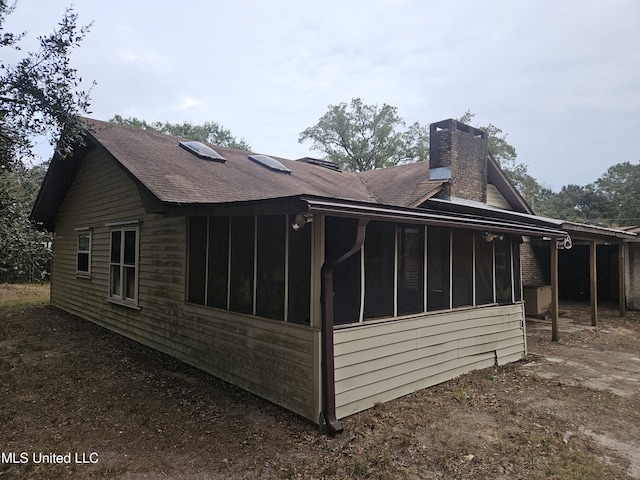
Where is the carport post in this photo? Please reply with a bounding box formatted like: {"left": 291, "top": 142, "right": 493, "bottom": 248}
{"left": 590, "top": 241, "right": 597, "bottom": 326}
{"left": 619, "top": 243, "right": 626, "bottom": 317}
{"left": 551, "top": 241, "right": 559, "bottom": 342}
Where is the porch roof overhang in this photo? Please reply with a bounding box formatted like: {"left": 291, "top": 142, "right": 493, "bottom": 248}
{"left": 164, "top": 194, "right": 569, "bottom": 239}
{"left": 300, "top": 196, "right": 569, "bottom": 239}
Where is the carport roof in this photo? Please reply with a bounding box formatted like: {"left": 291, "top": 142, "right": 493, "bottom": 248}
{"left": 559, "top": 221, "right": 637, "bottom": 243}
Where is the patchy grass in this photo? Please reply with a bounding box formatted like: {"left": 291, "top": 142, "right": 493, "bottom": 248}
{"left": 525, "top": 435, "right": 620, "bottom": 480}
{"left": 0, "top": 283, "right": 50, "bottom": 311}
{"left": 1, "top": 294, "right": 638, "bottom": 479}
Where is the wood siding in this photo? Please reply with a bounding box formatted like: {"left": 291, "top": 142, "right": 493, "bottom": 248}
{"left": 333, "top": 303, "right": 526, "bottom": 419}
{"left": 50, "top": 150, "right": 319, "bottom": 422}
{"left": 486, "top": 184, "right": 512, "bottom": 210}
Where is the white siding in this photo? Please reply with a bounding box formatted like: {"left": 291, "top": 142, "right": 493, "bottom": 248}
{"left": 487, "top": 184, "right": 512, "bottom": 210}
{"left": 334, "top": 303, "right": 526, "bottom": 419}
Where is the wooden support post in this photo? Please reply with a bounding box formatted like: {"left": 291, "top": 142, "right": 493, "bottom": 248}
{"left": 551, "top": 241, "right": 559, "bottom": 342}
{"left": 619, "top": 243, "right": 626, "bottom": 317}
{"left": 590, "top": 241, "right": 597, "bottom": 326}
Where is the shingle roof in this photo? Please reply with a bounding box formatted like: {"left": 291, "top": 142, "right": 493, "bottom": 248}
{"left": 32, "top": 118, "right": 585, "bottom": 241}
{"left": 358, "top": 161, "right": 445, "bottom": 207}
{"left": 32, "top": 118, "right": 452, "bottom": 229}
{"left": 82, "top": 119, "right": 451, "bottom": 209}
{"left": 85, "top": 119, "right": 375, "bottom": 205}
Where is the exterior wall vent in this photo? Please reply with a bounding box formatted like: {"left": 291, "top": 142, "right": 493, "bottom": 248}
{"left": 297, "top": 157, "right": 341, "bottom": 172}
{"left": 179, "top": 141, "right": 226, "bottom": 162}
{"left": 248, "top": 154, "right": 292, "bottom": 174}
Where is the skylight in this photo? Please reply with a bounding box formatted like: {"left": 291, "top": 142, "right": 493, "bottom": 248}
{"left": 248, "top": 154, "right": 292, "bottom": 174}
{"left": 179, "top": 141, "right": 226, "bottom": 162}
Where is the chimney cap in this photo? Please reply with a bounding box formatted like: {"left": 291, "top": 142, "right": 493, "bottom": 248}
{"left": 430, "top": 119, "right": 486, "bottom": 140}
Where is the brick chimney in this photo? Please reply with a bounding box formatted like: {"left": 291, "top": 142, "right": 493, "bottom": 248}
{"left": 429, "top": 119, "right": 488, "bottom": 203}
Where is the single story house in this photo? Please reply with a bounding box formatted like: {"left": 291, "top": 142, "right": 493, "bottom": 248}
{"left": 31, "top": 118, "right": 570, "bottom": 433}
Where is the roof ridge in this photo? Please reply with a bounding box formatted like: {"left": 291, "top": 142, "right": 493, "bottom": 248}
{"left": 355, "top": 171, "right": 382, "bottom": 203}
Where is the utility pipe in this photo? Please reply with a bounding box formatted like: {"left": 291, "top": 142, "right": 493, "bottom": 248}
{"left": 320, "top": 218, "right": 369, "bottom": 435}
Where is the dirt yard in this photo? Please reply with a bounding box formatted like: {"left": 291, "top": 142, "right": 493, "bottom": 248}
{"left": 1, "top": 284, "right": 640, "bottom": 479}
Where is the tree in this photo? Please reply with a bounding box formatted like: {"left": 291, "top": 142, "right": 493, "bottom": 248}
{"left": 0, "top": 162, "right": 52, "bottom": 281}
{"left": 298, "top": 98, "right": 429, "bottom": 172}
{"left": 0, "top": 2, "right": 94, "bottom": 169}
{"left": 0, "top": 2, "right": 91, "bottom": 281}
{"left": 534, "top": 162, "right": 640, "bottom": 227}
{"left": 109, "top": 115, "right": 251, "bottom": 151}
{"left": 535, "top": 183, "right": 607, "bottom": 224}
{"left": 594, "top": 161, "right": 640, "bottom": 226}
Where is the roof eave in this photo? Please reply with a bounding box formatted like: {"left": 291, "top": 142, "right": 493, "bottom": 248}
{"left": 486, "top": 153, "right": 534, "bottom": 214}
{"left": 560, "top": 221, "right": 637, "bottom": 242}
{"left": 301, "top": 196, "right": 568, "bottom": 239}
{"left": 30, "top": 124, "right": 166, "bottom": 231}
{"left": 30, "top": 141, "right": 90, "bottom": 231}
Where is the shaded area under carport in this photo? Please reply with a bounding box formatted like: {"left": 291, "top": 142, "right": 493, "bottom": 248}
{"left": 523, "top": 221, "right": 636, "bottom": 341}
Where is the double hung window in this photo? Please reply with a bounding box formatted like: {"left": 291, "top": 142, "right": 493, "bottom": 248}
{"left": 109, "top": 225, "right": 139, "bottom": 305}
{"left": 76, "top": 227, "right": 92, "bottom": 276}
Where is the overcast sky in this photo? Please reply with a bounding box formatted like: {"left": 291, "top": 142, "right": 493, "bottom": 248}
{"left": 6, "top": 0, "right": 640, "bottom": 191}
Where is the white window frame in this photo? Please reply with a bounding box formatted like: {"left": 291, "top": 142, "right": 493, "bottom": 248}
{"left": 75, "top": 227, "right": 92, "bottom": 277}
{"left": 108, "top": 223, "right": 140, "bottom": 307}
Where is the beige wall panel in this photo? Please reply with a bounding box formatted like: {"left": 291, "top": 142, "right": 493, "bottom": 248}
{"left": 334, "top": 304, "right": 526, "bottom": 419}
{"left": 336, "top": 354, "right": 497, "bottom": 419}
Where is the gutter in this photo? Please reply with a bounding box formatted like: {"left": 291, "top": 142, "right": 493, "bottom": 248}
{"left": 320, "top": 218, "right": 369, "bottom": 435}
{"left": 304, "top": 196, "right": 568, "bottom": 239}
